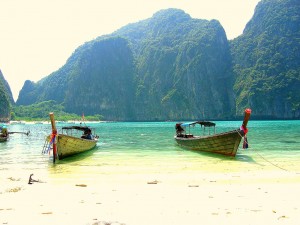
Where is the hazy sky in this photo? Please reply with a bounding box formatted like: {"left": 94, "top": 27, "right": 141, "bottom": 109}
{"left": 0, "top": 0, "right": 260, "bottom": 101}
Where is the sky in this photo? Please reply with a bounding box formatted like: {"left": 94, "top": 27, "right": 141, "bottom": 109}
{"left": 0, "top": 0, "right": 260, "bottom": 101}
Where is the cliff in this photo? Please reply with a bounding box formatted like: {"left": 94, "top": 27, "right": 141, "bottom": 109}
{"left": 0, "top": 70, "right": 14, "bottom": 121}
{"left": 16, "top": 0, "right": 300, "bottom": 120}
{"left": 231, "top": 0, "right": 300, "bottom": 119}
{"left": 17, "top": 9, "right": 234, "bottom": 121}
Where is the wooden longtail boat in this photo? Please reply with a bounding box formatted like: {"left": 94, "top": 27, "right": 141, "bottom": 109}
{"left": 174, "top": 109, "right": 251, "bottom": 157}
{"left": 46, "top": 113, "right": 98, "bottom": 162}
{"left": 0, "top": 125, "right": 9, "bottom": 142}
{"left": 0, "top": 136, "right": 8, "bottom": 142}
{"left": 0, "top": 124, "right": 29, "bottom": 142}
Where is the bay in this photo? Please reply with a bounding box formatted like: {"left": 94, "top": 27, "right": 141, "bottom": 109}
{"left": 1, "top": 120, "right": 300, "bottom": 183}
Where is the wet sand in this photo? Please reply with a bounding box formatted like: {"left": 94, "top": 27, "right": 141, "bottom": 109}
{"left": 1, "top": 170, "right": 300, "bottom": 225}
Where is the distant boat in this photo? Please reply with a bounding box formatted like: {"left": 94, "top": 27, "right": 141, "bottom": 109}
{"left": 45, "top": 113, "right": 99, "bottom": 162}
{"left": 1, "top": 124, "right": 30, "bottom": 142}
{"left": 10, "top": 121, "right": 25, "bottom": 125}
{"left": 0, "top": 136, "right": 8, "bottom": 142}
{"left": 0, "top": 125, "right": 9, "bottom": 142}
{"left": 174, "top": 109, "right": 251, "bottom": 157}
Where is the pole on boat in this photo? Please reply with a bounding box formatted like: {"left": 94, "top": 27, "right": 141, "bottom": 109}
{"left": 8, "top": 131, "right": 30, "bottom": 135}
{"left": 241, "top": 108, "right": 251, "bottom": 149}
{"left": 242, "top": 108, "right": 252, "bottom": 129}
{"left": 49, "top": 112, "right": 57, "bottom": 163}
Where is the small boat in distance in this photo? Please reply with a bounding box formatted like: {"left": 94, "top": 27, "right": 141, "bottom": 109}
{"left": 174, "top": 109, "right": 251, "bottom": 157}
{"left": 0, "top": 136, "right": 8, "bottom": 142}
{"left": 0, "top": 124, "right": 9, "bottom": 142}
{"left": 0, "top": 134, "right": 8, "bottom": 142}
{"left": 45, "top": 113, "right": 99, "bottom": 162}
{"left": 0, "top": 125, "right": 29, "bottom": 142}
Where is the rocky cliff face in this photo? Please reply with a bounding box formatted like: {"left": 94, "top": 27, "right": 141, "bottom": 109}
{"left": 0, "top": 70, "right": 14, "bottom": 121}
{"left": 16, "top": 9, "right": 234, "bottom": 121}
{"left": 231, "top": 0, "right": 300, "bottom": 119}
{"left": 16, "top": 1, "right": 300, "bottom": 120}
{"left": 63, "top": 37, "right": 136, "bottom": 121}
{"left": 18, "top": 37, "right": 136, "bottom": 121}
{"left": 114, "top": 9, "right": 234, "bottom": 120}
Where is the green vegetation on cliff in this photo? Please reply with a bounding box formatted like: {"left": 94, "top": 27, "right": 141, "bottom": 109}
{"left": 231, "top": 0, "right": 300, "bottom": 118}
{"left": 0, "top": 70, "right": 14, "bottom": 122}
{"left": 17, "top": 9, "right": 234, "bottom": 121}
{"left": 15, "top": 1, "right": 300, "bottom": 120}
{"left": 12, "top": 100, "right": 103, "bottom": 121}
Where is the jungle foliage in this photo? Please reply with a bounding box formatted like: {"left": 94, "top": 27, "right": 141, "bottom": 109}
{"left": 11, "top": 100, "right": 103, "bottom": 121}
{"left": 16, "top": 9, "right": 234, "bottom": 121}
{"left": 0, "top": 70, "right": 13, "bottom": 122}
{"left": 230, "top": 0, "right": 300, "bottom": 118}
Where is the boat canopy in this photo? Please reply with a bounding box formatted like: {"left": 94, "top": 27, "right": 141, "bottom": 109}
{"left": 62, "top": 126, "right": 91, "bottom": 132}
{"left": 180, "top": 121, "right": 216, "bottom": 128}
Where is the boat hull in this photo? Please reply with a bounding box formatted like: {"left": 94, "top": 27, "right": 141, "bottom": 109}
{"left": 175, "top": 129, "right": 243, "bottom": 157}
{"left": 56, "top": 134, "right": 97, "bottom": 159}
{"left": 0, "top": 136, "right": 8, "bottom": 142}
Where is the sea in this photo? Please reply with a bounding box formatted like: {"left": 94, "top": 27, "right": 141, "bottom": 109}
{"left": 1, "top": 120, "right": 300, "bottom": 183}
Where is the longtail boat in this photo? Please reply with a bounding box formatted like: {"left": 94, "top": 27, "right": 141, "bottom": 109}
{"left": 0, "top": 124, "right": 30, "bottom": 142}
{"left": 0, "top": 136, "right": 8, "bottom": 142}
{"left": 0, "top": 125, "right": 9, "bottom": 142}
{"left": 174, "top": 109, "right": 251, "bottom": 157}
{"left": 45, "top": 113, "right": 98, "bottom": 162}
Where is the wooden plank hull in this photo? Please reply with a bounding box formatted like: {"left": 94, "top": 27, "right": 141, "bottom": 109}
{"left": 0, "top": 136, "right": 8, "bottom": 142}
{"left": 174, "top": 129, "right": 243, "bottom": 157}
{"left": 56, "top": 134, "right": 97, "bottom": 159}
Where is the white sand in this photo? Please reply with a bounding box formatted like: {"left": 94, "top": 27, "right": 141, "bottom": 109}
{"left": 1, "top": 170, "right": 300, "bottom": 225}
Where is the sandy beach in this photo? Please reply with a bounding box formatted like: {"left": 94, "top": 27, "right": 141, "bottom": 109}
{"left": 1, "top": 169, "right": 300, "bottom": 225}
{"left": 1, "top": 120, "right": 300, "bottom": 225}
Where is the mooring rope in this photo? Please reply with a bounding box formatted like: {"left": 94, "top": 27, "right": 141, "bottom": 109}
{"left": 254, "top": 151, "right": 290, "bottom": 172}
{"left": 237, "top": 131, "right": 292, "bottom": 172}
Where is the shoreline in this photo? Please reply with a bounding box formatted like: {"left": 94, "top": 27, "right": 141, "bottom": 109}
{"left": 1, "top": 169, "right": 300, "bottom": 225}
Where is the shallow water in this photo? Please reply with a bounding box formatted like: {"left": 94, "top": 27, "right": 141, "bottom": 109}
{"left": 1, "top": 120, "right": 300, "bottom": 182}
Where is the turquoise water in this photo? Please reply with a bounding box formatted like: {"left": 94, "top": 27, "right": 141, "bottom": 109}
{"left": 1, "top": 120, "right": 300, "bottom": 181}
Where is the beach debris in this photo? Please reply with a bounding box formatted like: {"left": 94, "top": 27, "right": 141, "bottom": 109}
{"left": 91, "top": 221, "right": 125, "bottom": 225}
{"left": 28, "top": 174, "right": 43, "bottom": 184}
{"left": 7, "top": 177, "right": 20, "bottom": 181}
{"left": 147, "top": 180, "right": 159, "bottom": 184}
{"left": 250, "top": 209, "right": 261, "bottom": 212}
{"left": 41, "top": 212, "right": 53, "bottom": 215}
{"left": 278, "top": 215, "right": 287, "bottom": 220}
{"left": 188, "top": 184, "right": 199, "bottom": 187}
{"left": 7, "top": 187, "right": 21, "bottom": 192}
{"left": 75, "top": 184, "right": 87, "bottom": 187}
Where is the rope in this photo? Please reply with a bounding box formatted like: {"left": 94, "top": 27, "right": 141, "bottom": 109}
{"left": 254, "top": 151, "right": 289, "bottom": 172}
{"left": 237, "top": 131, "right": 291, "bottom": 172}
